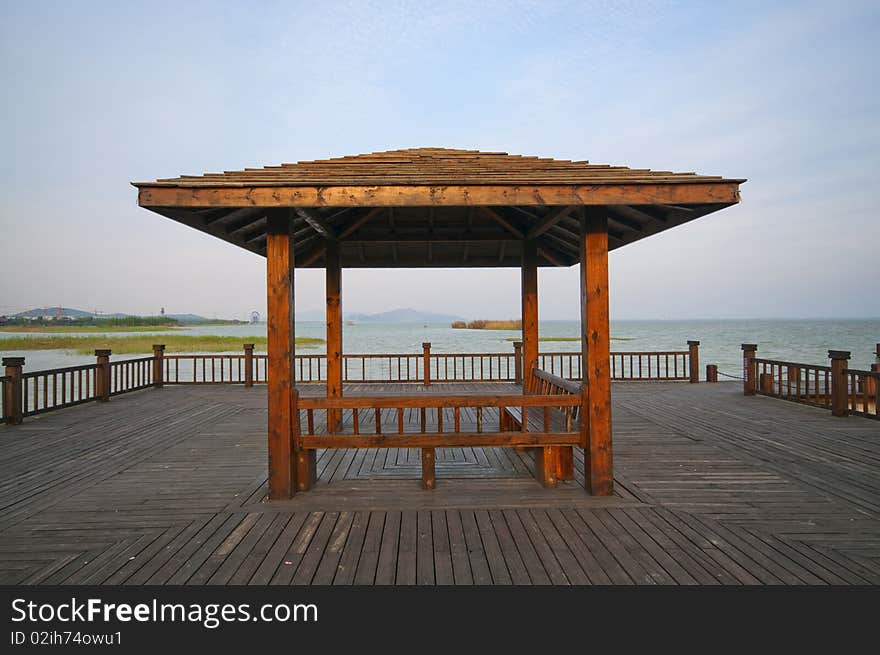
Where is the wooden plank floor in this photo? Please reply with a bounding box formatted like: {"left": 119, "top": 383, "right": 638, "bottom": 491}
{"left": 0, "top": 381, "right": 878, "bottom": 585}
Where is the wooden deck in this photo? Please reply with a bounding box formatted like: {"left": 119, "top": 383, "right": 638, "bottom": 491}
{"left": 1, "top": 381, "right": 879, "bottom": 585}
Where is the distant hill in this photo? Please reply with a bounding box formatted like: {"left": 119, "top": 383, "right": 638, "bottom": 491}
{"left": 165, "top": 313, "right": 211, "bottom": 323}
{"left": 15, "top": 307, "right": 96, "bottom": 318}
{"left": 346, "top": 308, "right": 464, "bottom": 323}
{"left": 12, "top": 308, "right": 234, "bottom": 323}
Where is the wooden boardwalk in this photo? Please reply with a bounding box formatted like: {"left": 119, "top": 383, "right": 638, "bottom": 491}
{"left": 1, "top": 381, "right": 878, "bottom": 585}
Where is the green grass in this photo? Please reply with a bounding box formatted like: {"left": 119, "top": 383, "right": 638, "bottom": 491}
{"left": 0, "top": 335, "right": 323, "bottom": 355}
{"left": 0, "top": 325, "right": 184, "bottom": 333}
{"left": 503, "top": 336, "right": 637, "bottom": 342}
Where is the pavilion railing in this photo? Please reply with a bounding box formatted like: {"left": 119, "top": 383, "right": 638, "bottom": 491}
{"left": 744, "top": 345, "right": 878, "bottom": 420}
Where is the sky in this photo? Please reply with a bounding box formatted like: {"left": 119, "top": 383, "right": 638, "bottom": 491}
{"left": 1, "top": 0, "right": 877, "bottom": 321}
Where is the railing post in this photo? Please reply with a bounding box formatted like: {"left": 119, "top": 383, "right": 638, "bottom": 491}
{"left": 243, "top": 343, "right": 255, "bottom": 388}
{"left": 741, "top": 344, "right": 757, "bottom": 396}
{"left": 687, "top": 340, "right": 700, "bottom": 383}
{"left": 829, "top": 350, "right": 851, "bottom": 417}
{"left": 95, "top": 349, "right": 111, "bottom": 402}
{"left": 705, "top": 364, "right": 718, "bottom": 383}
{"left": 422, "top": 342, "right": 431, "bottom": 386}
{"left": 760, "top": 371, "right": 774, "bottom": 394}
{"left": 512, "top": 341, "right": 523, "bottom": 385}
{"left": 152, "top": 344, "right": 165, "bottom": 388}
{"left": 2, "top": 357, "right": 25, "bottom": 425}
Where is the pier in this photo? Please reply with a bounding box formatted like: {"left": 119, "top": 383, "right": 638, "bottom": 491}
{"left": 1, "top": 378, "right": 878, "bottom": 584}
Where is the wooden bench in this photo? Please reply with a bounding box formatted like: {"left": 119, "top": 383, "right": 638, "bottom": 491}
{"left": 501, "top": 368, "right": 582, "bottom": 487}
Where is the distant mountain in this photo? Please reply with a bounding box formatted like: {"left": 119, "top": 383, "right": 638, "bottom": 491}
{"left": 345, "top": 308, "right": 465, "bottom": 323}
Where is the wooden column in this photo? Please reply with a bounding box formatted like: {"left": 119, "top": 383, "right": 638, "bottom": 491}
{"left": 266, "top": 212, "right": 296, "bottom": 499}
{"left": 687, "top": 340, "right": 700, "bottom": 383}
{"left": 580, "top": 209, "right": 613, "bottom": 496}
{"left": 243, "top": 344, "right": 254, "bottom": 387}
{"left": 829, "top": 350, "right": 850, "bottom": 417}
{"left": 326, "top": 238, "right": 343, "bottom": 432}
{"left": 2, "top": 357, "right": 24, "bottom": 425}
{"left": 95, "top": 349, "right": 111, "bottom": 402}
{"left": 152, "top": 344, "right": 165, "bottom": 388}
{"left": 741, "top": 344, "right": 757, "bottom": 396}
{"left": 521, "top": 240, "right": 539, "bottom": 389}
{"left": 522, "top": 239, "right": 556, "bottom": 485}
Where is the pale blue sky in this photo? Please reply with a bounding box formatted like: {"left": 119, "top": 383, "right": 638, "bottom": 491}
{"left": 1, "top": 0, "right": 877, "bottom": 320}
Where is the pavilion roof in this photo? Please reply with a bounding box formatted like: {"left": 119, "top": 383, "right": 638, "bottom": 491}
{"left": 133, "top": 148, "right": 745, "bottom": 268}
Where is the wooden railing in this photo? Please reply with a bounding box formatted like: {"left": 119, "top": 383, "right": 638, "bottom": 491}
{"left": 744, "top": 345, "right": 878, "bottom": 420}
{"left": 2, "top": 340, "right": 706, "bottom": 425}
{"left": 110, "top": 356, "right": 153, "bottom": 396}
{"left": 753, "top": 359, "right": 832, "bottom": 410}
{"left": 846, "top": 368, "right": 879, "bottom": 419}
{"left": 20, "top": 363, "right": 100, "bottom": 416}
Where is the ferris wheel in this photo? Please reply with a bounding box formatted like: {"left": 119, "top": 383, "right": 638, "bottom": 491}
{"left": 250, "top": 311, "right": 260, "bottom": 324}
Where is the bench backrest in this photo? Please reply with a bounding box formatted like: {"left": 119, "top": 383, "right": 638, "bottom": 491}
{"left": 527, "top": 368, "right": 583, "bottom": 426}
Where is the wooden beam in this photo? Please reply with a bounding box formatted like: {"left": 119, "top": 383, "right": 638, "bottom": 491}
{"left": 480, "top": 207, "right": 525, "bottom": 239}
{"left": 345, "top": 233, "right": 516, "bottom": 242}
{"left": 338, "top": 207, "right": 384, "bottom": 239}
{"left": 325, "top": 239, "right": 343, "bottom": 441}
{"left": 580, "top": 209, "right": 613, "bottom": 496}
{"left": 266, "top": 212, "right": 295, "bottom": 499}
{"left": 526, "top": 205, "right": 577, "bottom": 239}
{"left": 138, "top": 182, "right": 742, "bottom": 208}
{"left": 295, "top": 207, "right": 336, "bottom": 238}
{"left": 537, "top": 246, "right": 566, "bottom": 267}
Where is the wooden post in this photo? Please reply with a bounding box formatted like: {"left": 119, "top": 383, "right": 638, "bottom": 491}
{"left": 706, "top": 364, "right": 718, "bottom": 383}
{"left": 580, "top": 209, "right": 613, "bottom": 496}
{"left": 760, "top": 372, "right": 774, "bottom": 395}
{"left": 521, "top": 240, "right": 538, "bottom": 389}
{"left": 243, "top": 344, "right": 255, "bottom": 388}
{"left": 292, "top": 388, "right": 316, "bottom": 491}
{"left": 2, "top": 357, "right": 24, "bottom": 425}
{"left": 829, "top": 350, "right": 851, "bottom": 418}
{"left": 95, "top": 349, "right": 111, "bottom": 402}
{"left": 266, "top": 211, "right": 296, "bottom": 499}
{"left": 741, "top": 344, "right": 757, "bottom": 396}
{"left": 512, "top": 341, "right": 523, "bottom": 386}
{"left": 326, "top": 238, "right": 343, "bottom": 432}
{"left": 687, "top": 340, "right": 700, "bottom": 383}
{"left": 421, "top": 448, "right": 435, "bottom": 490}
{"left": 152, "top": 344, "right": 165, "bottom": 388}
{"left": 422, "top": 342, "right": 431, "bottom": 386}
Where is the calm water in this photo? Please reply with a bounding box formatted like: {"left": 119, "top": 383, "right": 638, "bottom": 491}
{"left": 2, "top": 319, "right": 878, "bottom": 378}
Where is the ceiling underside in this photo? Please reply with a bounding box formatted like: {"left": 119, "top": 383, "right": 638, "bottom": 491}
{"left": 148, "top": 202, "right": 735, "bottom": 268}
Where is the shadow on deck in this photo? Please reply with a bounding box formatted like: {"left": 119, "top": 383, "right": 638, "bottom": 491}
{"left": 0, "top": 381, "right": 878, "bottom": 585}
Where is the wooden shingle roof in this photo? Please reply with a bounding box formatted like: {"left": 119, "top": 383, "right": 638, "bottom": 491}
{"left": 133, "top": 147, "right": 745, "bottom": 268}
{"left": 138, "top": 147, "right": 745, "bottom": 187}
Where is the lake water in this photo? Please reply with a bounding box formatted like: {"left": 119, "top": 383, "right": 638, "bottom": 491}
{"left": 2, "top": 319, "right": 878, "bottom": 378}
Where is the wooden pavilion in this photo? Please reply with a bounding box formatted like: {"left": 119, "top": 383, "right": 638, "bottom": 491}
{"left": 134, "top": 148, "right": 745, "bottom": 500}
